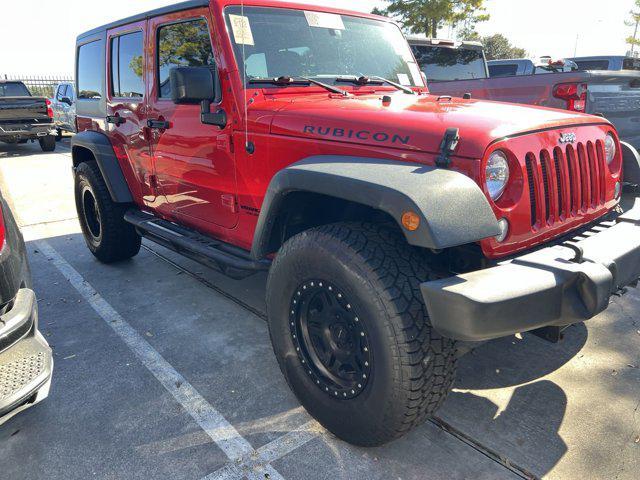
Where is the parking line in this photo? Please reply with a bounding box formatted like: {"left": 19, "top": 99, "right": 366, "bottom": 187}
{"left": 35, "top": 240, "right": 287, "bottom": 480}
{"left": 203, "top": 421, "right": 322, "bottom": 480}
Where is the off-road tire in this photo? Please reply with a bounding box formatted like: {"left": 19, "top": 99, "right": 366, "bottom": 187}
{"left": 266, "top": 222, "right": 457, "bottom": 447}
{"left": 74, "top": 161, "right": 141, "bottom": 263}
{"left": 39, "top": 135, "right": 56, "bottom": 152}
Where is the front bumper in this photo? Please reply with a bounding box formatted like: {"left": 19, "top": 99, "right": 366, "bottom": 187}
{"left": 0, "top": 289, "right": 53, "bottom": 425}
{"left": 0, "top": 122, "right": 56, "bottom": 140}
{"left": 421, "top": 195, "right": 640, "bottom": 342}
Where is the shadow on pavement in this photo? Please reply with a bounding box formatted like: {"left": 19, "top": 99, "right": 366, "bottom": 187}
{"left": 456, "top": 323, "right": 587, "bottom": 390}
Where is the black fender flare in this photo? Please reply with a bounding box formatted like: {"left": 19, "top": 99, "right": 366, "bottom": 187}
{"left": 71, "top": 131, "right": 133, "bottom": 203}
{"left": 251, "top": 156, "right": 500, "bottom": 259}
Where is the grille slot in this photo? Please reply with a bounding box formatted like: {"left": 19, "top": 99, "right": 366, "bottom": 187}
{"left": 553, "top": 148, "right": 565, "bottom": 218}
{"left": 577, "top": 143, "right": 590, "bottom": 211}
{"left": 596, "top": 140, "right": 607, "bottom": 204}
{"left": 540, "top": 151, "right": 551, "bottom": 222}
{"left": 565, "top": 146, "right": 577, "bottom": 214}
{"left": 525, "top": 154, "right": 538, "bottom": 227}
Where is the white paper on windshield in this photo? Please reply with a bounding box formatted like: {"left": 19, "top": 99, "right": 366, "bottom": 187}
{"left": 397, "top": 73, "right": 411, "bottom": 86}
{"left": 305, "top": 11, "right": 345, "bottom": 30}
{"left": 229, "top": 14, "right": 254, "bottom": 45}
{"left": 408, "top": 63, "right": 423, "bottom": 86}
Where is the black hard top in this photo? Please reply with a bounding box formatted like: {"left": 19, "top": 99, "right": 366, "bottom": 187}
{"left": 77, "top": 0, "right": 209, "bottom": 41}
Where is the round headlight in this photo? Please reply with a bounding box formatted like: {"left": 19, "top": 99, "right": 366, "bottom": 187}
{"left": 604, "top": 133, "right": 616, "bottom": 165}
{"left": 486, "top": 150, "right": 510, "bottom": 200}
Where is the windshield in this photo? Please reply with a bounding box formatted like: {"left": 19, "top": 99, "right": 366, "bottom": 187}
{"left": 225, "top": 7, "right": 424, "bottom": 88}
{"left": 0, "top": 82, "right": 31, "bottom": 97}
{"left": 411, "top": 45, "right": 487, "bottom": 81}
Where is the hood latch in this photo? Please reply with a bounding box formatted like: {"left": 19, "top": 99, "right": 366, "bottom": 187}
{"left": 436, "top": 128, "right": 460, "bottom": 168}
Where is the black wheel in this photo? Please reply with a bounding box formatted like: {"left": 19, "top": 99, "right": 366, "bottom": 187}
{"left": 39, "top": 135, "right": 56, "bottom": 152}
{"left": 74, "top": 161, "right": 141, "bottom": 263}
{"left": 55, "top": 129, "right": 63, "bottom": 142}
{"left": 267, "top": 222, "right": 457, "bottom": 446}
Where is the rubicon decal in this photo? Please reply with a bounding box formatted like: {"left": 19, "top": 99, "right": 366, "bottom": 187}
{"left": 303, "top": 126, "right": 411, "bottom": 145}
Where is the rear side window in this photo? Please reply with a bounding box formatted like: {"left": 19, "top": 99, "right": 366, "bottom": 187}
{"left": 623, "top": 58, "right": 640, "bottom": 70}
{"left": 78, "top": 40, "right": 104, "bottom": 99}
{"left": 412, "top": 45, "right": 486, "bottom": 81}
{"left": 488, "top": 64, "right": 518, "bottom": 78}
{"left": 575, "top": 60, "right": 610, "bottom": 71}
{"left": 111, "top": 31, "right": 145, "bottom": 98}
{"left": 56, "top": 85, "right": 68, "bottom": 100}
{"left": 157, "top": 19, "right": 215, "bottom": 98}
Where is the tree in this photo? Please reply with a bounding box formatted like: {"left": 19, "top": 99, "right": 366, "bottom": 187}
{"left": 626, "top": 1, "right": 640, "bottom": 55}
{"left": 479, "top": 34, "right": 527, "bottom": 60}
{"left": 374, "top": 0, "right": 489, "bottom": 38}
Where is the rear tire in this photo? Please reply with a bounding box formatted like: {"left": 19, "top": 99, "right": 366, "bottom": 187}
{"left": 39, "top": 135, "right": 56, "bottom": 152}
{"left": 74, "top": 161, "right": 141, "bottom": 263}
{"left": 55, "top": 129, "right": 62, "bottom": 142}
{"left": 266, "top": 222, "right": 457, "bottom": 447}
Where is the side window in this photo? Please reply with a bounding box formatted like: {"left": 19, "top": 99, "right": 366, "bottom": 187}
{"left": 157, "top": 19, "right": 215, "bottom": 98}
{"left": 77, "top": 40, "right": 104, "bottom": 99}
{"left": 110, "top": 31, "right": 144, "bottom": 98}
{"left": 56, "top": 85, "right": 66, "bottom": 100}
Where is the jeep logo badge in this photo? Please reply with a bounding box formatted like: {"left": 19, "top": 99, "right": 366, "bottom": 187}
{"left": 559, "top": 133, "right": 577, "bottom": 144}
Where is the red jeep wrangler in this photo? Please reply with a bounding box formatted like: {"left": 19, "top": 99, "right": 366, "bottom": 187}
{"left": 72, "top": 0, "right": 640, "bottom": 446}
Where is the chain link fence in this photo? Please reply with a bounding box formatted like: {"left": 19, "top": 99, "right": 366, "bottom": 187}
{"left": 2, "top": 74, "right": 74, "bottom": 98}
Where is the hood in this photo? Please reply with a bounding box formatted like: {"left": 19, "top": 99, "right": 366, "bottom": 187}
{"left": 265, "top": 92, "right": 610, "bottom": 159}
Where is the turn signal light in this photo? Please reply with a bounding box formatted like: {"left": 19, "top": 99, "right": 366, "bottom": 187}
{"left": 401, "top": 211, "right": 420, "bottom": 231}
{"left": 553, "top": 82, "right": 587, "bottom": 112}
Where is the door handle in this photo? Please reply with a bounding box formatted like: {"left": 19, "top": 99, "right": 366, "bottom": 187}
{"left": 106, "top": 115, "right": 126, "bottom": 126}
{"left": 147, "top": 119, "right": 171, "bottom": 130}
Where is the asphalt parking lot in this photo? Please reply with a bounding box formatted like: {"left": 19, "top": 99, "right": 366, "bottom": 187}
{"left": 0, "top": 139, "right": 639, "bottom": 480}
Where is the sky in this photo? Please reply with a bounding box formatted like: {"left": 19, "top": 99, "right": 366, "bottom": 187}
{"left": 0, "top": 0, "right": 633, "bottom": 76}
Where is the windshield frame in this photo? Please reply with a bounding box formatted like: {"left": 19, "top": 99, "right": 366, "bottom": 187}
{"left": 222, "top": 5, "right": 425, "bottom": 90}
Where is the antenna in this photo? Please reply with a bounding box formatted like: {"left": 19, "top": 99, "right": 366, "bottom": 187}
{"left": 241, "top": 0, "right": 249, "bottom": 152}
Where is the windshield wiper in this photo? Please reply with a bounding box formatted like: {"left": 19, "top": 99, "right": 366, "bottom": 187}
{"left": 248, "top": 76, "right": 349, "bottom": 96}
{"left": 335, "top": 75, "right": 415, "bottom": 95}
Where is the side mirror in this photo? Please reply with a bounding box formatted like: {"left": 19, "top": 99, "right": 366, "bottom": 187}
{"left": 170, "top": 67, "right": 216, "bottom": 104}
{"left": 169, "top": 67, "right": 226, "bottom": 128}
{"left": 61, "top": 97, "right": 73, "bottom": 106}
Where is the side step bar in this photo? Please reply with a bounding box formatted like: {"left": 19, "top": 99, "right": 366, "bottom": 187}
{"left": 124, "top": 210, "right": 271, "bottom": 279}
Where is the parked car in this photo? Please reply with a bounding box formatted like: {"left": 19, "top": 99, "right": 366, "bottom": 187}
{"left": 488, "top": 58, "right": 579, "bottom": 77}
{"left": 409, "top": 38, "right": 640, "bottom": 151}
{"left": 569, "top": 55, "right": 640, "bottom": 72}
{"left": 72, "top": 0, "right": 640, "bottom": 447}
{"left": 0, "top": 81, "right": 57, "bottom": 151}
{"left": 0, "top": 190, "right": 53, "bottom": 425}
{"left": 51, "top": 82, "right": 76, "bottom": 138}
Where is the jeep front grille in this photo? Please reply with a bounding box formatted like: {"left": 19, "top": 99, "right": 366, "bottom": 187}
{"left": 525, "top": 140, "right": 607, "bottom": 228}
